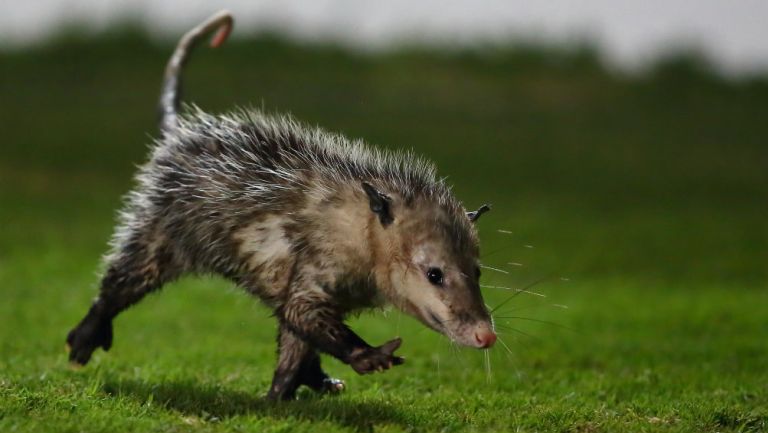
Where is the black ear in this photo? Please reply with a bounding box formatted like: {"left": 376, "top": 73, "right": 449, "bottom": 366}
{"left": 467, "top": 204, "right": 491, "bottom": 223}
{"left": 362, "top": 182, "right": 394, "bottom": 226}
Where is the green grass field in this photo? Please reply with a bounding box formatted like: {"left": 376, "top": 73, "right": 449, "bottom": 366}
{"left": 1, "top": 32, "right": 767, "bottom": 432}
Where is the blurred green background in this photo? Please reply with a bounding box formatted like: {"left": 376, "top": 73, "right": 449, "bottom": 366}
{"left": 3, "top": 31, "right": 767, "bottom": 284}
{"left": 1, "top": 28, "right": 766, "bottom": 432}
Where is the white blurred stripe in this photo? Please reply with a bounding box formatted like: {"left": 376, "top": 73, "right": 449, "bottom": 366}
{"left": 1, "top": 0, "right": 767, "bottom": 75}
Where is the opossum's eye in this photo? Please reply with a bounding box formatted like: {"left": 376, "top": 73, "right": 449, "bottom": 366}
{"left": 426, "top": 267, "right": 444, "bottom": 286}
{"left": 475, "top": 266, "right": 481, "bottom": 280}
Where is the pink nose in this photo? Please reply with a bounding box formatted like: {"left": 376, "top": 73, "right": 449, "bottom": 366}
{"left": 474, "top": 330, "right": 497, "bottom": 348}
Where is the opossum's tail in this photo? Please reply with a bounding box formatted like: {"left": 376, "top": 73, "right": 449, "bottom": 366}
{"left": 158, "top": 10, "right": 233, "bottom": 134}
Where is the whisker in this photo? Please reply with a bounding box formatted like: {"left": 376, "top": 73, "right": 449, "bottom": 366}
{"left": 495, "top": 334, "right": 528, "bottom": 370}
{"left": 481, "top": 284, "right": 546, "bottom": 298}
{"left": 490, "top": 276, "right": 552, "bottom": 314}
{"left": 495, "top": 302, "right": 570, "bottom": 316}
{"left": 497, "top": 335, "right": 515, "bottom": 357}
{"left": 479, "top": 264, "right": 509, "bottom": 275}
{"left": 433, "top": 336, "right": 442, "bottom": 383}
{"left": 497, "top": 229, "right": 513, "bottom": 235}
{"left": 484, "top": 349, "right": 492, "bottom": 383}
{"left": 446, "top": 339, "right": 468, "bottom": 369}
{"left": 507, "top": 262, "right": 524, "bottom": 267}
{"left": 494, "top": 333, "right": 533, "bottom": 367}
{"left": 495, "top": 335, "right": 524, "bottom": 380}
{"left": 494, "top": 315, "right": 578, "bottom": 333}
{"left": 486, "top": 303, "right": 496, "bottom": 330}
{"left": 494, "top": 324, "right": 540, "bottom": 341}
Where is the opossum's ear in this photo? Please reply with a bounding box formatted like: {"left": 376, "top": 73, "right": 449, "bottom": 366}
{"left": 467, "top": 204, "right": 491, "bottom": 223}
{"left": 362, "top": 182, "right": 394, "bottom": 226}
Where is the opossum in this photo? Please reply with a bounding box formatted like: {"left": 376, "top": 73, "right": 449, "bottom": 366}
{"left": 66, "top": 10, "right": 496, "bottom": 401}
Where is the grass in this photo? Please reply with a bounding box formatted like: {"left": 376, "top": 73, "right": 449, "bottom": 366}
{"left": 1, "top": 30, "right": 766, "bottom": 432}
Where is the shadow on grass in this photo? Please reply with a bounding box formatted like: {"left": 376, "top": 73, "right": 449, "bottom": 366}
{"left": 103, "top": 377, "right": 415, "bottom": 432}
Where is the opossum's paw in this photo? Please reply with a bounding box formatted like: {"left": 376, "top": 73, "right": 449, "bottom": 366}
{"left": 349, "top": 338, "right": 405, "bottom": 375}
{"left": 321, "top": 377, "right": 345, "bottom": 394}
{"left": 66, "top": 314, "right": 113, "bottom": 366}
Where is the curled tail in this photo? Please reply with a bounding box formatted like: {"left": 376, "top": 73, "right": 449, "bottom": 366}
{"left": 159, "top": 10, "right": 234, "bottom": 134}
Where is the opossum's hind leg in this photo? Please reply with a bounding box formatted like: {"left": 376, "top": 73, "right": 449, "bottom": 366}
{"left": 267, "top": 324, "right": 345, "bottom": 401}
{"left": 298, "top": 351, "right": 346, "bottom": 395}
{"left": 67, "top": 234, "right": 178, "bottom": 365}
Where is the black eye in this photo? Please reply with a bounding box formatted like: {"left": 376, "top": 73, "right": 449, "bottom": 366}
{"left": 475, "top": 267, "right": 481, "bottom": 280}
{"left": 426, "top": 267, "right": 444, "bottom": 286}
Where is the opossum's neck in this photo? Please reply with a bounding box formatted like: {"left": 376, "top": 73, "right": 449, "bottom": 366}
{"left": 301, "top": 182, "right": 399, "bottom": 307}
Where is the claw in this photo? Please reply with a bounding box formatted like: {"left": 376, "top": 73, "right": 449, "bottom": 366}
{"left": 380, "top": 337, "right": 402, "bottom": 355}
{"left": 349, "top": 337, "right": 405, "bottom": 375}
{"left": 322, "top": 378, "right": 346, "bottom": 394}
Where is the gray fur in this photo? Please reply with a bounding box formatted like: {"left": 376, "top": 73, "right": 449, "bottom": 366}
{"left": 66, "top": 10, "right": 493, "bottom": 401}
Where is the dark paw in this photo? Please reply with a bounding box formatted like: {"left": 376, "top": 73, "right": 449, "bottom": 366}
{"left": 66, "top": 312, "right": 113, "bottom": 366}
{"left": 349, "top": 338, "right": 405, "bottom": 375}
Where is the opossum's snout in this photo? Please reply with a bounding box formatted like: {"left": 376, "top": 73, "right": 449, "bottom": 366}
{"left": 472, "top": 324, "right": 497, "bottom": 349}
{"left": 424, "top": 307, "right": 496, "bottom": 349}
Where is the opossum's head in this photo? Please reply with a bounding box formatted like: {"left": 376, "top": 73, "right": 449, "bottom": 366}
{"left": 363, "top": 182, "right": 496, "bottom": 349}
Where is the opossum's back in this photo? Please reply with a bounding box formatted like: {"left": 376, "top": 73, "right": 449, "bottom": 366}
{"left": 120, "top": 112, "right": 310, "bottom": 273}
{"left": 148, "top": 112, "right": 311, "bottom": 210}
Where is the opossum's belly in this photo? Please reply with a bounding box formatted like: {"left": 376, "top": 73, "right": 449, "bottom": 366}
{"left": 232, "top": 215, "right": 294, "bottom": 300}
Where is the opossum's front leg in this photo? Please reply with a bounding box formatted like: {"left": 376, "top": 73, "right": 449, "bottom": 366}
{"left": 281, "top": 291, "right": 404, "bottom": 375}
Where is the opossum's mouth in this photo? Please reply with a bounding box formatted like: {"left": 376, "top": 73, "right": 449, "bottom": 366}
{"left": 422, "top": 308, "right": 497, "bottom": 349}
{"left": 423, "top": 308, "right": 452, "bottom": 335}
{"left": 426, "top": 309, "right": 444, "bottom": 330}
{"left": 421, "top": 308, "right": 459, "bottom": 342}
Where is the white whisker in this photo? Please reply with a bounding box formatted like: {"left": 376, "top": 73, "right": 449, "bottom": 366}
{"left": 433, "top": 337, "right": 442, "bottom": 383}
{"left": 497, "top": 335, "right": 514, "bottom": 358}
{"left": 496, "top": 325, "right": 539, "bottom": 341}
{"left": 496, "top": 316, "right": 577, "bottom": 333}
{"left": 497, "top": 229, "right": 513, "bottom": 234}
{"left": 490, "top": 276, "right": 553, "bottom": 313}
{"left": 481, "top": 285, "right": 547, "bottom": 298}
{"left": 446, "top": 339, "right": 467, "bottom": 368}
{"left": 496, "top": 335, "right": 524, "bottom": 380}
{"left": 479, "top": 264, "right": 509, "bottom": 274}
{"left": 507, "top": 262, "right": 524, "bottom": 267}
{"left": 483, "top": 349, "right": 492, "bottom": 383}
